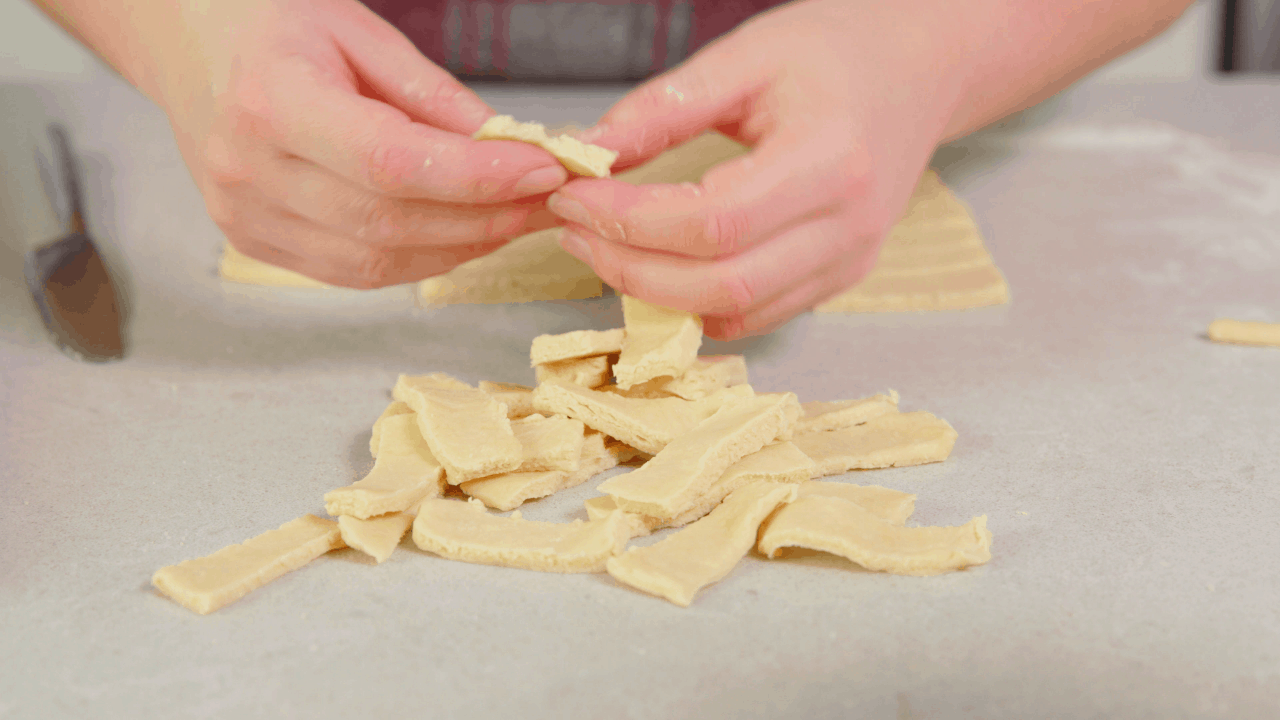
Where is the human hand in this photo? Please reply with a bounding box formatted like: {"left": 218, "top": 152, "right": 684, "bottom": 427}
{"left": 159, "top": 0, "right": 567, "bottom": 287}
{"left": 544, "top": 0, "right": 966, "bottom": 338}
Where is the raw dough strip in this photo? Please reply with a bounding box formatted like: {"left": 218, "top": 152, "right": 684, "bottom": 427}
{"left": 796, "top": 391, "right": 900, "bottom": 435}
{"left": 325, "top": 413, "right": 447, "bottom": 518}
{"left": 478, "top": 381, "right": 536, "bottom": 419}
{"left": 412, "top": 499, "right": 633, "bottom": 573}
{"left": 473, "top": 115, "right": 618, "bottom": 177}
{"left": 462, "top": 431, "right": 638, "bottom": 511}
{"left": 758, "top": 495, "right": 991, "bottom": 576}
{"left": 369, "top": 400, "right": 413, "bottom": 457}
{"left": 338, "top": 512, "right": 415, "bottom": 564}
{"left": 1208, "top": 318, "right": 1280, "bottom": 347}
{"left": 585, "top": 440, "right": 816, "bottom": 532}
{"left": 532, "top": 378, "right": 754, "bottom": 455}
{"left": 152, "top": 515, "right": 344, "bottom": 614}
{"left": 218, "top": 243, "right": 330, "bottom": 289}
{"left": 534, "top": 354, "right": 614, "bottom": 388}
{"left": 641, "top": 356, "right": 749, "bottom": 401}
{"left": 793, "top": 411, "right": 958, "bottom": 477}
{"left": 598, "top": 393, "right": 801, "bottom": 520}
{"left": 530, "top": 328, "right": 626, "bottom": 365}
{"left": 613, "top": 296, "right": 704, "bottom": 390}
{"left": 794, "top": 481, "right": 916, "bottom": 525}
{"left": 606, "top": 482, "right": 798, "bottom": 607}
{"left": 394, "top": 375, "right": 522, "bottom": 483}
{"left": 510, "top": 413, "right": 586, "bottom": 473}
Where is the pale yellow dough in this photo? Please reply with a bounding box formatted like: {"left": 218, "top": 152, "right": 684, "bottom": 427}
{"left": 531, "top": 378, "right": 754, "bottom": 455}
{"left": 338, "top": 511, "right": 415, "bottom": 564}
{"left": 325, "top": 413, "right": 446, "bottom": 519}
{"left": 1208, "top": 318, "right": 1280, "bottom": 347}
{"left": 509, "top": 413, "right": 586, "bottom": 473}
{"left": 796, "top": 391, "right": 900, "bottom": 435}
{"left": 613, "top": 295, "right": 703, "bottom": 390}
{"left": 793, "top": 481, "right": 916, "bottom": 525}
{"left": 534, "top": 354, "right": 614, "bottom": 388}
{"left": 152, "top": 515, "right": 344, "bottom": 614}
{"left": 758, "top": 495, "right": 992, "bottom": 576}
{"left": 634, "top": 355, "right": 750, "bottom": 401}
{"left": 793, "top": 411, "right": 958, "bottom": 477}
{"left": 412, "top": 499, "right": 633, "bottom": 573}
{"left": 460, "top": 431, "right": 639, "bottom": 511}
{"left": 477, "top": 381, "right": 536, "bottom": 419}
{"left": 393, "top": 375, "right": 522, "bottom": 483}
{"left": 606, "top": 482, "right": 797, "bottom": 607}
{"left": 416, "top": 228, "right": 603, "bottom": 306}
{"left": 369, "top": 400, "right": 413, "bottom": 457}
{"left": 598, "top": 393, "right": 800, "bottom": 520}
{"left": 530, "top": 328, "right": 626, "bottom": 365}
{"left": 217, "top": 243, "right": 330, "bottom": 289}
{"left": 473, "top": 115, "right": 618, "bottom": 177}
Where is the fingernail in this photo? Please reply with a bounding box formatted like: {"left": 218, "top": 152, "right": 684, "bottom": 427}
{"left": 559, "top": 229, "right": 592, "bottom": 264}
{"left": 547, "top": 193, "right": 591, "bottom": 226}
{"left": 513, "top": 165, "right": 567, "bottom": 196}
{"left": 575, "top": 124, "right": 606, "bottom": 144}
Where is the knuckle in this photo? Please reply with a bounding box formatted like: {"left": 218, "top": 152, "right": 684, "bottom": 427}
{"left": 354, "top": 195, "right": 400, "bottom": 241}
{"left": 360, "top": 131, "right": 414, "bottom": 194}
{"left": 716, "top": 266, "right": 758, "bottom": 315}
{"left": 703, "top": 204, "right": 752, "bottom": 256}
{"left": 348, "top": 247, "right": 396, "bottom": 289}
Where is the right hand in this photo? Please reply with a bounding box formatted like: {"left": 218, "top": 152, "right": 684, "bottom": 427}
{"left": 159, "top": 0, "right": 567, "bottom": 287}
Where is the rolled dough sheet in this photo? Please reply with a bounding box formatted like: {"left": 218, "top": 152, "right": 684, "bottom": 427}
{"left": 794, "top": 481, "right": 916, "bottom": 525}
{"left": 152, "top": 515, "right": 344, "bottom": 615}
{"left": 369, "top": 400, "right": 413, "bottom": 457}
{"left": 598, "top": 392, "right": 800, "bottom": 520}
{"left": 606, "top": 482, "right": 797, "bottom": 607}
{"left": 615, "top": 131, "right": 749, "bottom": 185}
{"left": 393, "top": 375, "right": 522, "bottom": 483}
{"left": 412, "top": 498, "right": 633, "bottom": 573}
{"left": 325, "top": 413, "right": 447, "bottom": 518}
{"left": 530, "top": 328, "right": 626, "bottom": 365}
{"left": 586, "top": 440, "right": 815, "bottom": 532}
{"left": 217, "top": 243, "right": 330, "bottom": 289}
{"left": 1208, "top": 318, "right": 1280, "bottom": 347}
{"left": 613, "top": 295, "right": 703, "bottom": 390}
{"left": 532, "top": 378, "right": 754, "bottom": 455}
{"left": 338, "top": 511, "right": 415, "bottom": 564}
{"left": 534, "top": 354, "right": 614, "bottom": 388}
{"left": 510, "top": 413, "right": 586, "bottom": 473}
{"left": 796, "top": 391, "right": 900, "bottom": 435}
{"left": 473, "top": 115, "right": 618, "bottom": 177}
{"left": 793, "top": 411, "right": 958, "bottom": 477}
{"left": 758, "top": 495, "right": 992, "bottom": 576}
{"left": 478, "top": 381, "right": 536, "bottom": 419}
{"left": 416, "top": 228, "right": 604, "bottom": 307}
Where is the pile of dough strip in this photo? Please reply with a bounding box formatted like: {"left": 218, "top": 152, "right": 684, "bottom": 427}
{"left": 152, "top": 296, "right": 993, "bottom": 614}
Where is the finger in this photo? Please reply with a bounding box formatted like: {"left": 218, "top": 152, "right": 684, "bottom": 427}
{"left": 248, "top": 154, "right": 543, "bottom": 247}
{"left": 547, "top": 130, "right": 876, "bottom": 260}
{"left": 703, "top": 257, "right": 875, "bottom": 341}
{"left": 325, "top": 0, "right": 492, "bottom": 134}
{"left": 255, "top": 64, "right": 567, "bottom": 203}
{"left": 558, "top": 213, "right": 880, "bottom": 316}
{"left": 222, "top": 199, "right": 507, "bottom": 289}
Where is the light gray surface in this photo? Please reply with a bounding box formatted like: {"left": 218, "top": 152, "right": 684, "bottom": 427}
{"left": 2, "top": 70, "right": 1279, "bottom": 720}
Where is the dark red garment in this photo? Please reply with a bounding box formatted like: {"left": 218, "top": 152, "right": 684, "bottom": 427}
{"left": 362, "top": 0, "right": 785, "bottom": 80}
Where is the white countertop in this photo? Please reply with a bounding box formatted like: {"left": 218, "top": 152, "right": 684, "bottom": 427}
{"left": 2, "top": 69, "right": 1279, "bottom": 719}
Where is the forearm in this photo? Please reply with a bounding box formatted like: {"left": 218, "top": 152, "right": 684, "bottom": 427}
{"left": 939, "top": 0, "right": 1196, "bottom": 139}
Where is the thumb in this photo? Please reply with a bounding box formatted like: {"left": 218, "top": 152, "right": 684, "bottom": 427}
{"left": 577, "top": 34, "right": 772, "bottom": 167}
{"left": 326, "top": 0, "right": 495, "bottom": 134}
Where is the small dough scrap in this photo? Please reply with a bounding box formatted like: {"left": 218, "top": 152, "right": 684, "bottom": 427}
{"left": 758, "top": 495, "right": 991, "bottom": 576}
{"left": 530, "top": 328, "right": 626, "bottom": 365}
{"left": 796, "top": 391, "right": 900, "bottom": 435}
{"left": 338, "top": 512, "right": 415, "bottom": 564}
{"left": 474, "top": 115, "right": 618, "bottom": 177}
{"left": 478, "top": 381, "right": 536, "bottom": 419}
{"left": 586, "top": 440, "right": 816, "bottom": 532}
{"left": 794, "top": 481, "right": 916, "bottom": 525}
{"left": 534, "top": 354, "right": 614, "bottom": 388}
{"left": 412, "top": 498, "right": 633, "bottom": 573}
{"left": 793, "top": 411, "right": 958, "bottom": 477}
{"left": 417, "top": 228, "right": 602, "bottom": 306}
{"left": 392, "top": 372, "right": 472, "bottom": 396}
{"left": 393, "top": 375, "right": 522, "bottom": 483}
{"left": 325, "top": 413, "right": 447, "bottom": 518}
{"left": 532, "top": 378, "right": 754, "bottom": 455}
{"left": 606, "top": 482, "right": 797, "bottom": 607}
{"left": 369, "top": 400, "right": 413, "bottom": 457}
{"left": 613, "top": 296, "right": 703, "bottom": 389}
{"left": 217, "top": 243, "right": 330, "bottom": 289}
{"left": 598, "top": 393, "right": 800, "bottom": 520}
{"left": 1208, "top": 318, "right": 1280, "bottom": 347}
{"left": 152, "top": 515, "right": 343, "bottom": 615}
{"left": 461, "top": 431, "right": 640, "bottom": 511}
{"left": 510, "top": 413, "right": 586, "bottom": 472}
{"left": 643, "top": 355, "right": 749, "bottom": 400}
